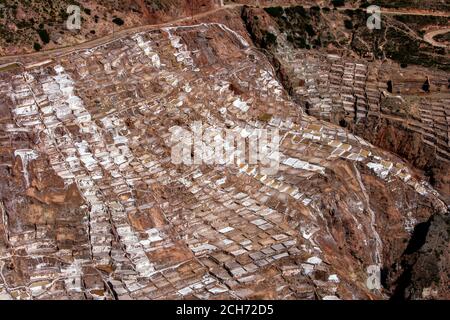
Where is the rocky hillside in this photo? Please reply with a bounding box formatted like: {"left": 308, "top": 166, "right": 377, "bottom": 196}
{"left": 0, "top": 0, "right": 221, "bottom": 55}
{"left": 242, "top": 6, "right": 450, "bottom": 198}
{"left": 241, "top": 5, "right": 449, "bottom": 299}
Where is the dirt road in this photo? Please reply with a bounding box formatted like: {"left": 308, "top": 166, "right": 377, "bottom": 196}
{"left": 423, "top": 28, "right": 450, "bottom": 48}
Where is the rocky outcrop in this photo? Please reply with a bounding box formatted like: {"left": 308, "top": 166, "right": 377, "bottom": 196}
{"left": 241, "top": 5, "right": 449, "bottom": 299}
{"left": 388, "top": 211, "right": 450, "bottom": 300}
{"left": 0, "top": 0, "right": 222, "bottom": 55}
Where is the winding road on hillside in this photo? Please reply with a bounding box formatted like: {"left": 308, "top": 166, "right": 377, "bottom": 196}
{"left": 0, "top": 2, "right": 448, "bottom": 67}
{"left": 423, "top": 28, "right": 450, "bottom": 48}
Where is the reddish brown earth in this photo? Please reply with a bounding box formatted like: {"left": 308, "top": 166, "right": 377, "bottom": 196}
{"left": 0, "top": 0, "right": 223, "bottom": 56}
{"left": 0, "top": 1, "right": 448, "bottom": 300}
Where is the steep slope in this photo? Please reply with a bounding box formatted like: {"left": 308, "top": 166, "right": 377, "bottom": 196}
{"left": 0, "top": 0, "right": 221, "bottom": 56}
{"left": 242, "top": 6, "right": 450, "bottom": 200}
{"left": 0, "top": 22, "right": 447, "bottom": 300}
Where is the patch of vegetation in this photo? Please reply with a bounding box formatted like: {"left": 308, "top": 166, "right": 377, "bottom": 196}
{"left": 145, "top": 0, "right": 178, "bottom": 11}
{"left": 435, "top": 32, "right": 450, "bottom": 43}
{"left": 263, "top": 31, "right": 277, "bottom": 48}
{"left": 422, "top": 78, "right": 430, "bottom": 92}
{"left": 0, "top": 0, "right": 88, "bottom": 52}
{"left": 393, "top": 15, "right": 449, "bottom": 36}
{"left": 344, "top": 20, "right": 353, "bottom": 29}
{"left": 33, "top": 42, "right": 42, "bottom": 51}
{"left": 245, "top": 5, "right": 450, "bottom": 71}
{"left": 16, "top": 19, "right": 34, "bottom": 29}
{"left": 112, "top": 17, "right": 124, "bottom": 26}
{"left": 37, "top": 28, "right": 50, "bottom": 44}
{"left": 305, "top": 24, "right": 316, "bottom": 36}
{"left": 332, "top": 0, "right": 345, "bottom": 7}
{"left": 290, "top": 6, "right": 307, "bottom": 17}
{"left": 346, "top": 11, "right": 450, "bottom": 70}
{"left": 366, "top": 0, "right": 450, "bottom": 11}
{"left": 0, "top": 63, "right": 21, "bottom": 73}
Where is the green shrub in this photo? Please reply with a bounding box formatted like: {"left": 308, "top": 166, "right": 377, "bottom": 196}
{"left": 112, "top": 17, "right": 124, "bottom": 26}
{"left": 264, "top": 32, "right": 277, "bottom": 47}
{"left": 33, "top": 42, "right": 42, "bottom": 51}
{"left": 37, "top": 28, "right": 50, "bottom": 44}
{"left": 264, "top": 7, "right": 284, "bottom": 17}
{"left": 291, "top": 6, "right": 307, "bottom": 16}
{"left": 344, "top": 20, "right": 353, "bottom": 29}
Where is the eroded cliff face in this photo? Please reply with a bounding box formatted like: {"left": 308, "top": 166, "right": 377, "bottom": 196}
{"left": 241, "top": 5, "right": 449, "bottom": 299}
